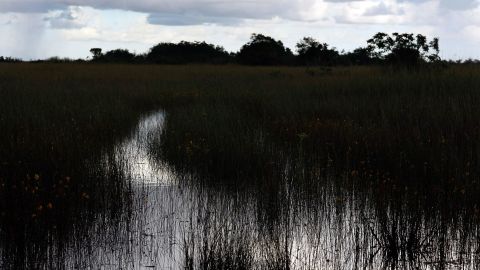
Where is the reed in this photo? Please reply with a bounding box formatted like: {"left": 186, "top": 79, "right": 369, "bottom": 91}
{"left": 1, "top": 63, "right": 480, "bottom": 269}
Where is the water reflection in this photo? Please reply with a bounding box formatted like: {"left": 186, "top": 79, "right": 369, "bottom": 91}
{"left": 5, "top": 111, "right": 475, "bottom": 269}
{"left": 103, "top": 111, "right": 480, "bottom": 269}
{"left": 114, "top": 111, "right": 176, "bottom": 186}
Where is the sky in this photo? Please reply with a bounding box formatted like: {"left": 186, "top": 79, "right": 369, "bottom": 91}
{"left": 0, "top": 0, "right": 479, "bottom": 60}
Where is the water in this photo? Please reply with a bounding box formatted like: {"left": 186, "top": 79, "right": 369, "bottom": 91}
{"left": 114, "top": 111, "right": 176, "bottom": 186}
{"left": 101, "top": 111, "right": 480, "bottom": 269}
{"left": 3, "top": 110, "right": 478, "bottom": 269}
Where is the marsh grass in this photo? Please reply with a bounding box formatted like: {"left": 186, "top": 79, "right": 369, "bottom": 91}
{"left": 0, "top": 63, "right": 166, "bottom": 268}
{"left": 1, "top": 63, "right": 480, "bottom": 269}
{"left": 154, "top": 64, "right": 480, "bottom": 268}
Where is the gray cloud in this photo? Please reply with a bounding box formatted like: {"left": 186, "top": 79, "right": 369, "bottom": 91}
{"left": 398, "top": 0, "right": 479, "bottom": 10}
{"left": 0, "top": 0, "right": 307, "bottom": 25}
{"left": 363, "top": 2, "right": 405, "bottom": 16}
{"left": 44, "top": 7, "right": 84, "bottom": 29}
{"left": 0, "top": 0, "right": 300, "bottom": 17}
{"left": 324, "top": 0, "right": 479, "bottom": 10}
{"left": 0, "top": 14, "right": 47, "bottom": 59}
{"left": 363, "top": 2, "right": 402, "bottom": 16}
{"left": 0, "top": 1, "right": 64, "bottom": 13}
{"left": 439, "top": 0, "right": 478, "bottom": 10}
{"left": 0, "top": 0, "right": 478, "bottom": 27}
{"left": 147, "top": 13, "right": 242, "bottom": 26}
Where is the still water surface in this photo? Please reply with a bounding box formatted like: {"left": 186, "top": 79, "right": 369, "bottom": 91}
{"left": 63, "top": 111, "right": 480, "bottom": 269}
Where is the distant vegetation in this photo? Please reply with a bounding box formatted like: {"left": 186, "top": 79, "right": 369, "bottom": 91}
{"left": 89, "top": 32, "right": 443, "bottom": 66}
{"left": 5, "top": 32, "right": 479, "bottom": 66}
{"left": 146, "top": 41, "right": 232, "bottom": 64}
{"left": 0, "top": 56, "right": 22, "bottom": 63}
{"left": 236, "top": 34, "right": 294, "bottom": 65}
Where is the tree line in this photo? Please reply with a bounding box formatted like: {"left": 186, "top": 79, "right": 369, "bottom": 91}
{"left": 85, "top": 32, "right": 443, "bottom": 66}
{"left": 1, "top": 32, "right": 478, "bottom": 66}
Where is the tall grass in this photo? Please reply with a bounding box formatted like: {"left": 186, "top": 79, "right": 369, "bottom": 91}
{"left": 154, "top": 64, "right": 480, "bottom": 268}
{"left": 157, "top": 65, "right": 480, "bottom": 189}
{"left": 0, "top": 63, "right": 165, "bottom": 268}
{"left": 1, "top": 63, "right": 480, "bottom": 269}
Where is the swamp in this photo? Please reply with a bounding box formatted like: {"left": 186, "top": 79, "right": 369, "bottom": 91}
{"left": 1, "top": 63, "right": 480, "bottom": 269}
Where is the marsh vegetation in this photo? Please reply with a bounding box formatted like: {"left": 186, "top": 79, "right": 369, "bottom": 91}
{"left": 1, "top": 63, "right": 480, "bottom": 269}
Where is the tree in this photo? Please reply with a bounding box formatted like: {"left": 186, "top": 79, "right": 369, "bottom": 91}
{"left": 89, "top": 48, "right": 102, "bottom": 60}
{"left": 296, "top": 37, "right": 339, "bottom": 65}
{"left": 147, "top": 41, "right": 231, "bottom": 64}
{"left": 101, "top": 49, "right": 135, "bottom": 63}
{"left": 237, "top": 34, "right": 293, "bottom": 65}
{"left": 367, "top": 32, "right": 440, "bottom": 65}
{"left": 426, "top": 37, "right": 440, "bottom": 62}
{"left": 0, "top": 56, "right": 21, "bottom": 63}
{"left": 342, "top": 46, "right": 377, "bottom": 65}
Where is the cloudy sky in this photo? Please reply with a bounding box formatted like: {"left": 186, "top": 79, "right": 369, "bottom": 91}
{"left": 0, "top": 0, "right": 479, "bottom": 60}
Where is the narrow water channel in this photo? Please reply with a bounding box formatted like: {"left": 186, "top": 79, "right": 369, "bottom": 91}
{"left": 115, "top": 110, "right": 176, "bottom": 186}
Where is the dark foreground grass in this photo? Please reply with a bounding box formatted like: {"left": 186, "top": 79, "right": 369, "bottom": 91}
{"left": 1, "top": 63, "right": 480, "bottom": 269}
{"left": 0, "top": 63, "right": 167, "bottom": 268}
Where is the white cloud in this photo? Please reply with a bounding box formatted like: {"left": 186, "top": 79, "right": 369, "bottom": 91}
{"left": 44, "top": 6, "right": 87, "bottom": 29}
{"left": 333, "top": 0, "right": 408, "bottom": 25}
{"left": 0, "top": 0, "right": 479, "bottom": 60}
{"left": 462, "top": 25, "right": 480, "bottom": 41}
{"left": 363, "top": 2, "right": 402, "bottom": 16}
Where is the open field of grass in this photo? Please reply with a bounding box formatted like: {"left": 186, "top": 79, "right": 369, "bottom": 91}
{"left": 1, "top": 63, "right": 480, "bottom": 269}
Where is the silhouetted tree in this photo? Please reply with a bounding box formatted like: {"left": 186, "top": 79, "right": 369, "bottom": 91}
{"left": 237, "top": 34, "right": 293, "bottom": 65}
{"left": 342, "top": 46, "right": 377, "bottom": 65}
{"left": 462, "top": 58, "right": 480, "bottom": 64}
{"left": 0, "top": 56, "right": 22, "bottom": 63}
{"left": 147, "top": 41, "right": 231, "bottom": 64}
{"left": 296, "top": 37, "right": 340, "bottom": 65}
{"left": 101, "top": 49, "right": 135, "bottom": 63}
{"left": 89, "top": 48, "right": 103, "bottom": 60}
{"left": 426, "top": 37, "right": 440, "bottom": 62}
{"left": 367, "top": 32, "right": 440, "bottom": 65}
